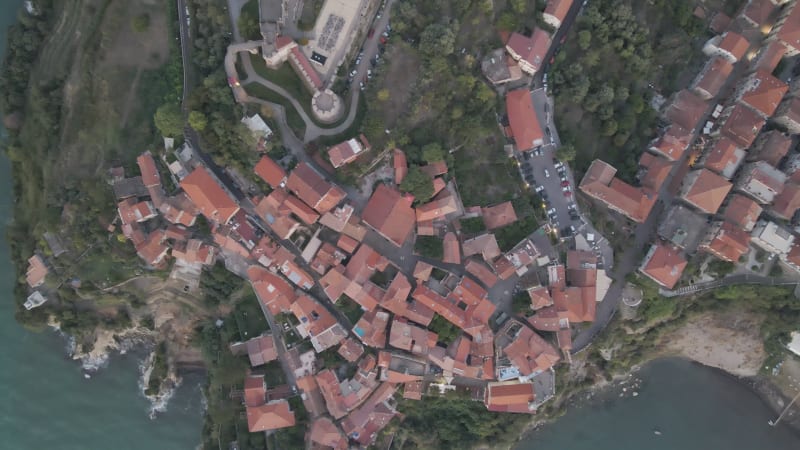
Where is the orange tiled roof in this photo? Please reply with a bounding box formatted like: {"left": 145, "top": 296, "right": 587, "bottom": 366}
{"left": 482, "top": 201, "right": 518, "bottom": 229}
{"left": 751, "top": 130, "right": 791, "bottom": 168}
{"left": 638, "top": 152, "right": 674, "bottom": 192}
{"left": 246, "top": 400, "right": 296, "bottom": 432}
{"left": 501, "top": 325, "right": 560, "bottom": 376}
{"left": 180, "top": 167, "right": 239, "bottom": 224}
{"left": 742, "top": 0, "right": 775, "bottom": 28}
{"left": 309, "top": 417, "right": 348, "bottom": 450}
{"left": 579, "top": 160, "right": 656, "bottom": 223}
{"left": 247, "top": 265, "right": 296, "bottom": 315}
{"left": 254, "top": 155, "right": 287, "bottom": 188}
{"left": 136, "top": 152, "right": 161, "bottom": 188}
{"left": 718, "top": 31, "right": 750, "bottom": 60}
{"left": 416, "top": 190, "right": 458, "bottom": 222}
{"left": 443, "top": 232, "right": 462, "bottom": 264}
{"left": 362, "top": 184, "right": 416, "bottom": 246}
{"left": 506, "top": 29, "right": 550, "bottom": 73}
{"left": 640, "top": 243, "right": 687, "bottom": 289}
{"left": 544, "top": 0, "right": 573, "bottom": 23}
{"left": 720, "top": 103, "right": 765, "bottom": 148}
{"left": 649, "top": 124, "right": 691, "bottom": 161}
{"left": 286, "top": 163, "right": 345, "bottom": 214}
{"left": 485, "top": 381, "right": 535, "bottom": 414}
{"left": 681, "top": 168, "right": 732, "bottom": 214}
{"left": 700, "top": 221, "right": 751, "bottom": 262}
{"left": 703, "top": 137, "right": 743, "bottom": 178}
{"left": 461, "top": 233, "right": 501, "bottom": 262}
{"left": 771, "top": 183, "right": 800, "bottom": 220}
{"left": 393, "top": 149, "right": 408, "bottom": 184}
{"left": 722, "top": 193, "right": 762, "bottom": 231}
{"left": 26, "top": 255, "right": 48, "bottom": 288}
{"left": 465, "top": 259, "right": 499, "bottom": 288}
{"left": 665, "top": 89, "right": 707, "bottom": 130}
{"left": 528, "top": 286, "right": 553, "bottom": 310}
{"left": 506, "top": 88, "right": 543, "bottom": 150}
{"left": 739, "top": 70, "right": 788, "bottom": 118}
{"left": 693, "top": 57, "right": 733, "bottom": 98}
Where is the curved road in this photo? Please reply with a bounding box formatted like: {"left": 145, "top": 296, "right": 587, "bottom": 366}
{"left": 223, "top": 0, "right": 397, "bottom": 144}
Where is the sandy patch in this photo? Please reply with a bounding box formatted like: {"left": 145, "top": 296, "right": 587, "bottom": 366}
{"left": 660, "top": 309, "right": 765, "bottom": 377}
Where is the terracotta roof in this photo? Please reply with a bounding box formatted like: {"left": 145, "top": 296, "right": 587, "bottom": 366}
{"left": 283, "top": 194, "right": 320, "bottom": 224}
{"left": 286, "top": 163, "right": 345, "bottom": 214}
{"left": 680, "top": 169, "right": 732, "bottom": 214}
{"left": 117, "top": 198, "right": 157, "bottom": 224}
{"left": 566, "top": 250, "right": 597, "bottom": 288}
{"left": 579, "top": 159, "right": 656, "bottom": 223}
{"left": 639, "top": 243, "right": 687, "bottom": 289}
{"left": 393, "top": 149, "right": 408, "bottom": 184}
{"left": 482, "top": 201, "right": 518, "bottom": 229}
{"left": 353, "top": 309, "right": 390, "bottom": 347}
{"left": 485, "top": 382, "right": 536, "bottom": 414}
{"left": 465, "top": 259, "right": 499, "bottom": 288}
{"left": 709, "top": 12, "right": 731, "bottom": 33}
{"left": 403, "top": 380, "right": 424, "bottom": 400}
{"left": 742, "top": 0, "right": 775, "bottom": 28}
{"left": 420, "top": 161, "right": 448, "bottom": 177}
{"left": 443, "top": 231, "right": 462, "bottom": 264}
{"left": 413, "top": 261, "right": 433, "bottom": 281}
{"left": 506, "top": 89, "right": 544, "bottom": 150}
{"left": 246, "top": 400, "right": 296, "bottom": 432}
{"left": 136, "top": 152, "right": 161, "bottom": 188}
{"left": 700, "top": 221, "right": 751, "bottom": 262}
{"left": 416, "top": 190, "right": 458, "bottom": 222}
{"left": 738, "top": 70, "right": 788, "bottom": 118}
{"left": 461, "top": 233, "right": 501, "bottom": 262}
{"left": 692, "top": 57, "right": 733, "bottom": 98}
{"left": 720, "top": 103, "right": 765, "bottom": 148}
{"left": 501, "top": 324, "right": 560, "bottom": 376}
{"left": 26, "top": 255, "right": 48, "bottom": 288}
{"left": 665, "top": 89, "right": 707, "bottom": 130}
{"left": 752, "top": 40, "right": 787, "bottom": 73}
{"left": 722, "top": 193, "right": 763, "bottom": 231}
{"left": 389, "top": 318, "right": 437, "bottom": 355}
{"left": 544, "top": 0, "right": 573, "bottom": 23}
{"left": 309, "top": 417, "right": 348, "bottom": 450}
{"left": 750, "top": 131, "right": 791, "bottom": 167}
{"left": 171, "top": 239, "right": 215, "bottom": 265}
{"left": 771, "top": 183, "right": 800, "bottom": 220}
{"left": 717, "top": 31, "right": 750, "bottom": 61}
{"left": 135, "top": 230, "right": 169, "bottom": 266}
{"left": 776, "top": 1, "right": 800, "bottom": 51}
{"left": 254, "top": 155, "right": 287, "bottom": 188}
{"left": 290, "top": 295, "right": 345, "bottom": 351}
{"left": 702, "top": 137, "right": 744, "bottom": 179}
{"left": 431, "top": 177, "right": 447, "bottom": 197}
{"left": 328, "top": 136, "right": 369, "bottom": 168}
{"left": 246, "top": 334, "right": 278, "bottom": 367}
{"left": 289, "top": 46, "right": 322, "bottom": 89}
{"left": 528, "top": 287, "right": 553, "bottom": 310}
{"left": 362, "top": 184, "right": 416, "bottom": 246}
{"left": 337, "top": 234, "right": 359, "bottom": 254}
{"left": 552, "top": 286, "right": 595, "bottom": 323}
{"left": 649, "top": 124, "right": 691, "bottom": 161}
{"left": 244, "top": 375, "right": 266, "bottom": 407}
{"left": 506, "top": 29, "right": 551, "bottom": 73}
{"left": 247, "top": 265, "right": 296, "bottom": 315}
{"left": 639, "top": 152, "right": 673, "bottom": 192}
{"left": 180, "top": 167, "right": 239, "bottom": 224}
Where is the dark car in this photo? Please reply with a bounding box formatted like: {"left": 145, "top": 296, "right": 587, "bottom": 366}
{"left": 561, "top": 180, "right": 570, "bottom": 187}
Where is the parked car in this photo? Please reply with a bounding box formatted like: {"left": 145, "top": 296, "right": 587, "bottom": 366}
{"left": 544, "top": 169, "right": 550, "bottom": 178}
{"left": 561, "top": 180, "right": 570, "bottom": 187}
{"left": 553, "top": 160, "right": 564, "bottom": 170}
{"left": 547, "top": 208, "right": 557, "bottom": 216}
{"left": 535, "top": 185, "right": 545, "bottom": 193}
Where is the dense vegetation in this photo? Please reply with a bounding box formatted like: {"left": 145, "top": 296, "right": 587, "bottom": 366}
{"left": 387, "top": 393, "right": 530, "bottom": 449}
{"left": 551, "top": 0, "right": 708, "bottom": 179}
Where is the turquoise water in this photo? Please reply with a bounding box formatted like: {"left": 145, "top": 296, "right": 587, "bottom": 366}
{"left": 0, "top": 2, "right": 203, "bottom": 449}
{"left": 518, "top": 358, "right": 800, "bottom": 450}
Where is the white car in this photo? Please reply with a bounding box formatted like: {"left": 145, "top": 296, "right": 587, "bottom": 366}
{"left": 562, "top": 185, "right": 572, "bottom": 192}
{"left": 535, "top": 185, "right": 545, "bottom": 193}
{"left": 544, "top": 169, "right": 550, "bottom": 178}
{"left": 554, "top": 161, "right": 564, "bottom": 170}
{"left": 547, "top": 208, "right": 557, "bottom": 216}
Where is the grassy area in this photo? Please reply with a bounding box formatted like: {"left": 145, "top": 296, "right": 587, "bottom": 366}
{"left": 495, "top": 216, "right": 539, "bottom": 252}
{"left": 428, "top": 314, "right": 460, "bottom": 346}
{"left": 231, "top": 289, "right": 270, "bottom": 340}
{"left": 145, "top": 342, "right": 169, "bottom": 396}
{"left": 337, "top": 295, "right": 365, "bottom": 324}
{"left": 415, "top": 236, "right": 443, "bottom": 259}
{"left": 459, "top": 217, "right": 486, "bottom": 235}
{"left": 243, "top": 82, "right": 307, "bottom": 138}
{"left": 551, "top": 0, "right": 708, "bottom": 179}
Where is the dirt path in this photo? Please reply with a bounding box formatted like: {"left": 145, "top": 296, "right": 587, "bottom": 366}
{"left": 119, "top": 67, "right": 143, "bottom": 128}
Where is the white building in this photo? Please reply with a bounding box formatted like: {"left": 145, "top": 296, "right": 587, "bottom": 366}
{"left": 751, "top": 219, "right": 795, "bottom": 255}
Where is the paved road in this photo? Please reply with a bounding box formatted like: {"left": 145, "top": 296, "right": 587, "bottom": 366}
{"left": 661, "top": 274, "right": 797, "bottom": 297}
{"left": 533, "top": 0, "right": 586, "bottom": 89}
{"left": 176, "top": 0, "right": 193, "bottom": 112}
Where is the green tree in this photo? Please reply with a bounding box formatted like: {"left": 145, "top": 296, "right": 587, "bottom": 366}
{"left": 578, "top": 30, "right": 592, "bottom": 50}
{"left": 400, "top": 166, "right": 434, "bottom": 201}
{"left": 188, "top": 110, "right": 208, "bottom": 131}
{"left": 419, "top": 23, "right": 456, "bottom": 58}
{"left": 153, "top": 103, "right": 184, "bottom": 137}
{"left": 237, "top": 11, "right": 260, "bottom": 41}
{"left": 422, "top": 143, "right": 445, "bottom": 163}
{"left": 556, "top": 144, "right": 576, "bottom": 162}
{"left": 131, "top": 14, "right": 150, "bottom": 33}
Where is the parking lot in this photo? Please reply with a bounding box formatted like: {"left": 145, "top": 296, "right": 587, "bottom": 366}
{"left": 514, "top": 88, "right": 580, "bottom": 241}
